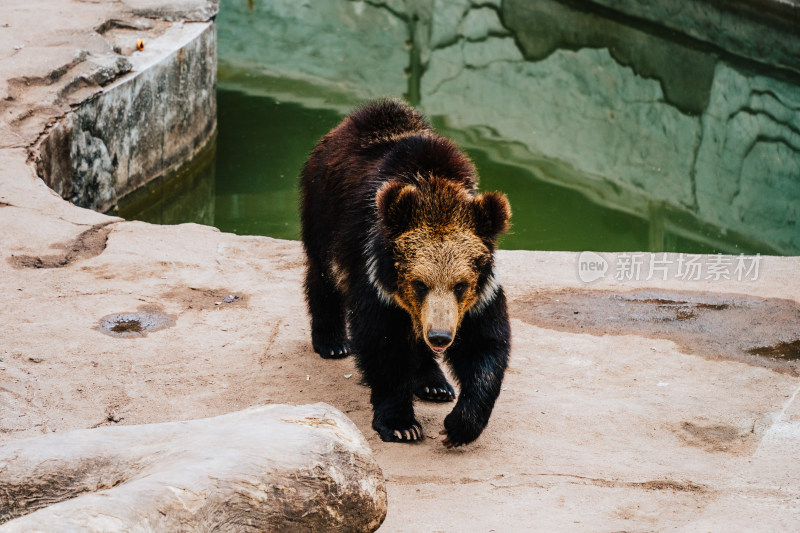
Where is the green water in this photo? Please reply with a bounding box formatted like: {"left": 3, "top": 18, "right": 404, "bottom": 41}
{"left": 117, "top": 86, "right": 768, "bottom": 254}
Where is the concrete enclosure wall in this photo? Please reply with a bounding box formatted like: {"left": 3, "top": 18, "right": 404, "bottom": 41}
{"left": 218, "top": 0, "right": 800, "bottom": 255}
{"left": 36, "top": 22, "right": 217, "bottom": 214}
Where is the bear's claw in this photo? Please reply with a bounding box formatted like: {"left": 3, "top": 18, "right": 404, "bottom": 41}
{"left": 414, "top": 383, "right": 455, "bottom": 402}
{"left": 440, "top": 429, "right": 463, "bottom": 448}
{"left": 412, "top": 362, "right": 456, "bottom": 402}
{"left": 374, "top": 420, "right": 424, "bottom": 443}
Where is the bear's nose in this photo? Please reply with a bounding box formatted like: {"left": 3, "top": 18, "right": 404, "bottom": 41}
{"left": 427, "top": 330, "right": 453, "bottom": 348}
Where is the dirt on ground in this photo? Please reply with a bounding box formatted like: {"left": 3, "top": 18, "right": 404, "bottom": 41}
{"left": 1, "top": 215, "right": 800, "bottom": 531}
{"left": 510, "top": 288, "right": 800, "bottom": 375}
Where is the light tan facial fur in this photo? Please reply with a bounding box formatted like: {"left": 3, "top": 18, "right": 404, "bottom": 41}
{"left": 393, "top": 229, "right": 489, "bottom": 352}
{"left": 376, "top": 177, "right": 511, "bottom": 353}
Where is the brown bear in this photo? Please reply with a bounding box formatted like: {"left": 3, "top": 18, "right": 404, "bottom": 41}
{"left": 300, "top": 99, "right": 511, "bottom": 447}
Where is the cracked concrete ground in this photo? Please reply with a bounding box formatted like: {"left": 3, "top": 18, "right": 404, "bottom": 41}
{"left": 2, "top": 1, "right": 800, "bottom": 531}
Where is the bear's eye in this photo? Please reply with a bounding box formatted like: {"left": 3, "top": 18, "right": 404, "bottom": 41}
{"left": 412, "top": 280, "right": 428, "bottom": 299}
{"left": 454, "top": 282, "right": 467, "bottom": 299}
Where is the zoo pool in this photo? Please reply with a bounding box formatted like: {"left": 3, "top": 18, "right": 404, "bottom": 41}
{"left": 116, "top": 0, "right": 800, "bottom": 255}
{"left": 117, "top": 83, "right": 748, "bottom": 253}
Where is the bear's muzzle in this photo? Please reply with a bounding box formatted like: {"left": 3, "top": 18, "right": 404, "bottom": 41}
{"left": 422, "top": 289, "right": 458, "bottom": 352}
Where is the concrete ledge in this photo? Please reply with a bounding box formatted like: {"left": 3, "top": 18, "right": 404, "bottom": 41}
{"left": 34, "top": 21, "right": 216, "bottom": 213}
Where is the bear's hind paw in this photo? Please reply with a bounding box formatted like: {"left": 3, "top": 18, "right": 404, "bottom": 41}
{"left": 414, "top": 383, "right": 456, "bottom": 402}
{"left": 413, "top": 369, "right": 456, "bottom": 402}
{"left": 314, "top": 339, "right": 352, "bottom": 359}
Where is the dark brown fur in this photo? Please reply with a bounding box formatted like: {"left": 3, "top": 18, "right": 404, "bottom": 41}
{"left": 300, "top": 100, "right": 511, "bottom": 446}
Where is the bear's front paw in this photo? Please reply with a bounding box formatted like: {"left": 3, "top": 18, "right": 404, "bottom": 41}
{"left": 373, "top": 417, "right": 424, "bottom": 443}
{"left": 441, "top": 410, "right": 484, "bottom": 448}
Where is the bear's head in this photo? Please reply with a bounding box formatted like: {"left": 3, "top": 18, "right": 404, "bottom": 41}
{"left": 376, "top": 177, "right": 511, "bottom": 353}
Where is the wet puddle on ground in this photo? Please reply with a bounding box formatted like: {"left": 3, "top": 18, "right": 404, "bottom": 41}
{"left": 95, "top": 306, "right": 176, "bottom": 338}
{"left": 510, "top": 289, "right": 800, "bottom": 375}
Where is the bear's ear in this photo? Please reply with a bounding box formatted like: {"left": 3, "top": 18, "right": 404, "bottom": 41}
{"left": 473, "top": 192, "right": 511, "bottom": 241}
{"left": 376, "top": 181, "right": 418, "bottom": 236}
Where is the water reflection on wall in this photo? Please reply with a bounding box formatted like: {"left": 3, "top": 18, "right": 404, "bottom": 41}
{"left": 116, "top": 140, "right": 216, "bottom": 227}
{"left": 218, "top": 0, "right": 800, "bottom": 254}
{"left": 211, "top": 91, "right": 342, "bottom": 240}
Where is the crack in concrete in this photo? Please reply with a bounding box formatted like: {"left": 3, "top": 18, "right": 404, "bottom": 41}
{"left": 735, "top": 108, "right": 800, "bottom": 140}
{"left": 356, "top": 0, "right": 424, "bottom": 104}
{"left": 391, "top": 470, "right": 709, "bottom": 493}
{"left": 687, "top": 114, "right": 704, "bottom": 211}
{"left": 514, "top": 473, "right": 710, "bottom": 493}
{"left": 357, "top": 0, "right": 410, "bottom": 23}
{"left": 6, "top": 52, "right": 89, "bottom": 90}
{"left": 776, "top": 381, "right": 800, "bottom": 423}
{"left": 94, "top": 18, "right": 155, "bottom": 35}
{"left": 259, "top": 319, "right": 283, "bottom": 367}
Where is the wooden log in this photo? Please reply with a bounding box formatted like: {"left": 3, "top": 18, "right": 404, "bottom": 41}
{"left": 0, "top": 403, "right": 387, "bottom": 532}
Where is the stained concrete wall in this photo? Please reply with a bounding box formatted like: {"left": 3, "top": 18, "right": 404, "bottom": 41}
{"left": 218, "top": 0, "right": 800, "bottom": 254}
{"left": 586, "top": 0, "right": 800, "bottom": 76}
{"left": 218, "top": 0, "right": 409, "bottom": 98}
{"left": 36, "top": 22, "right": 217, "bottom": 214}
